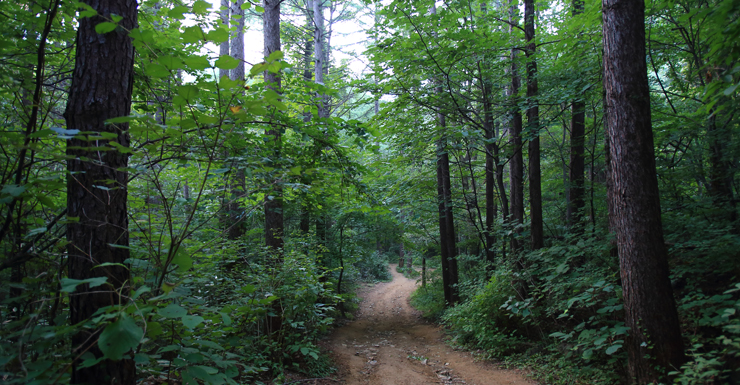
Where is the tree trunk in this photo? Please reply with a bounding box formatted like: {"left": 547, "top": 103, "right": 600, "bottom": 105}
{"left": 567, "top": 0, "right": 586, "bottom": 230}
{"left": 230, "top": 0, "right": 245, "bottom": 82}
{"left": 602, "top": 0, "right": 686, "bottom": 381}
{"left": 263, "top": 0, "right": 283, "bottom": 251}
{"left": 508, "top": 21, "right": 524, "bottom": 255}
{"left": 398, "top": 241, "right": 405, "bottom": 267}
{"left": 441, "top": 136, "right": 459, "bottom": 304}
{"left": 568, "top": 101, "right": 586, "bottom": 229}
{"left": 64, "top": 0, "right": 137, "bottom": 383}
{"left": 707, "top": 113, "right": 735, "bottom": 216}
{"left": 436, "top": 137, "right": 453, "bottom": 305}
{"left": 298, "top": 3, "right": 314, "bottom": 234}
{"left": 422, "top": 256, "right": 426, "bottom": 286}
{"left": 432, "top": 2, "right": 458, "bottom": 305}
{"left": 483, "top": 81, "right": 497, "bottom": 266}
{"left": 220, "top": 0, "right": 230, "bottom": 79}
{"left": 313, "top": 0, "right": 329, "bottom": 118}
{"left": 525, "top": 0, "right": 543, "bottom": 250}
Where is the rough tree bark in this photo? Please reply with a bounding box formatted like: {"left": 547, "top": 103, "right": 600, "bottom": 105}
{"left": 567, "top": 0, "right": 586, "bottom": 230}
{"left": 524, "top": 0, "right": 543, "bottom": 250}
{"left": 482, "top": 80, "right": 497, "bottom": 266}
{"left": 230, "top": 0, "right": 245, "bottom": 82}
{"left": 263, "top": 0, "right": 283, "bottom": 251}
{"left": 508, "top": 1, "right": 524, "bottom": 255}
{"left": 436, "top": 136, "right": 452, "bottom": 304}
{"left": 602, "top": 0, "right": 686, "bottom": 381}
{"left": 432, "top": 2, "right": 459, "bottom": 306}
{"left": 226, "top": 0, "right": 246, "bottom": 240}
{"left": 219, "top": 0, "right": 230, "bottom": 79}
{"left": 63, "top": 0, "right": 137, "bottom": 383}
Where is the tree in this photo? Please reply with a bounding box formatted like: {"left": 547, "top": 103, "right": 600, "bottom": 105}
{"left": 525, "top": 0, "right": 543, "bottom": 250}
{"left": 220, "top": 0, "right": 230, "bottom": 79}
{"left": 264, "top": 0, "right": 284, "bottom": 251}
{"left": 602, "top": 0, "right": 685, "bottom": 381}
{"left": 508, "top": 0, "right": 525, "bottom": 255}
{"left": 230, "top": 0, "right": 245, "bottom": 82}
{"left": 226, "top": 0, "right": 246, "bottom": 240}
{"left": 431, "top": 1, "right": 459, "bottom": 306}
{"left": 567, "top": 0, "right": 586, "bottom": 230}
{"left": 63, "top": 0, "right": 137, "bottom": 383}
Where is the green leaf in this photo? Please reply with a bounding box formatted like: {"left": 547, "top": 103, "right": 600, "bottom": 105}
{"left": 215, "top": 55, "right": 240, "bottom": 70}
{"left": 219, "top": 75, "right": 240, "bottom": 90}
{"left": 158, "top": 55, "right": 183, "bottom": 70}
{"left": 181, "top": 25, "right": 205, "bottom": 44}
{"left": 193, "top": 339, "right": 225, "bottom": 351}
{"left": 94, "top": 262, "right": 128, "bottom": 269}
{"left": 145, "top": 63, "right": 170, "bottom": 78}
{"left": 134, "top": 353, "right": 150, "bottom": 364}
{"left": 158, "top": 304, "right": 187, "bottom": 318}
{"left": 2, "top": 184, "right": 26, "bottom": 197}
{"left": 99, "top": 314, "right": 143, "bottom": 361}
{"left": 266, "top": 99, "right": 288, "bottom": 111}
{"left": 724, "top": 84, "right": 738, "bottom": 96}
{"left": 206, "top": 28, "right": 229, "bottom": 44}
{"left": 582, "top": 348, "right": 593, "bottom": 360}
{"left": 146, "top": 321, "right": 163, "bottom": 338}
{"left": 250, "top": 62, "right": 269, "bottom": 76}
{"left": 106, "top": 116, "right": 134, "bottom": 124}
{"left": 172, "top": 247, "right": 193, "bottom": 272}
{"left": 172, "top": 95, "right": 187, "bottom": 106}
{"left": 51, "top": 127, "right": 80, "bottom": 138}
{"left": 220, "top": 312, "right": 232, "bottom": 326}
{"left": 131, "top": 285, "right": 151, "bottom": 300}
{"left": 192, "top": 0, "right": 210, "bottom": 14}
{"left": 76, "top": 2, "right": 97, "bottom": 18}
{"left": 266, "top": 50, "right": 284, "bottom": 62}
{"left": 60, "top": 277, "right": 108, "bottom": 293}
{"left": 95, "top": 22, "right": 117, "bottom": 34}
{"left": 605, "top": 344, "right": 622, "bottom": 355}
{"left": 241, "top": 2, "right": 251, "bottom": 9}
{"left": 184, "top": 55, "right": 211, "bottom": 70}
{"left": 109, "top": 141, "right": 133, "bottom": 154}
{"left": 168, "top": 5, "right": 189, "bottom": 19}
{"left": 187, "top": 366, "right": 218, "bottom": 382}
{"left": 182, "top": 315, "right": 205, "bottom": 329}
{"left": 35, "top": 195, "right": 55, "bottom": 207}
{"left": 178, "top": 85, "right": 200, "bottom": 102}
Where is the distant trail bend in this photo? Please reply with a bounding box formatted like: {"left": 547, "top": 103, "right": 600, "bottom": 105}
{"left": 322, "top": 264, "right": 535, "bottom": 385}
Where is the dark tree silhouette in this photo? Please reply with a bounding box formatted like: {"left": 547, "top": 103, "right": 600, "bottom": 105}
{"left": 64, "top": 0, "right": 137, "bottom": 383}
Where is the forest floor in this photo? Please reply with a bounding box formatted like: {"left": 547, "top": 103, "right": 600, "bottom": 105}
{"left": 311, "top": 264, "right": 536, "bottom": 385}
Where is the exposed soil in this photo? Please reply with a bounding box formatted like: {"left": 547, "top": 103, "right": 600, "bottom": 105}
{"left": 318, "top": 265, "right": 536, "bottom": 385}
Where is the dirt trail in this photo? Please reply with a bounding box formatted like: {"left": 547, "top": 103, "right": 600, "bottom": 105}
{"left": 322, "top": 265, "right": 535, "bottom": 385}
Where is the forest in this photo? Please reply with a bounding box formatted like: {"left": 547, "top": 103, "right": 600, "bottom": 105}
{"left": 0, "top": 0, "right": 738, "bottom": 383}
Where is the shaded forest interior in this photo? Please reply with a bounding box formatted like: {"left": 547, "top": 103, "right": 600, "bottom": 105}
{"left": 1, "top": 0, "right": 739, "bottom": 384}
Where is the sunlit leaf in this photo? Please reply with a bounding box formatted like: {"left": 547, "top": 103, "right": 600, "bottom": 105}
{"left": 168, "top": 5, "right": 189, "bottom": 19}
{"left": 95, "top": 22, "right": 117, "bottom": 34}
{"left": 215, "top": 55, "right": 239, "bottom": 70}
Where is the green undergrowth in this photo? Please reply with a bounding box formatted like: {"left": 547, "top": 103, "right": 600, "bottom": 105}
{"left": 408, "top": 229, "right": 740, "bottom": 385}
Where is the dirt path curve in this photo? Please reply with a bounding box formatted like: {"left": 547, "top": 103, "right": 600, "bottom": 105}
{"left": 322, "top": 265, "right": 535, "bottom": 385}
